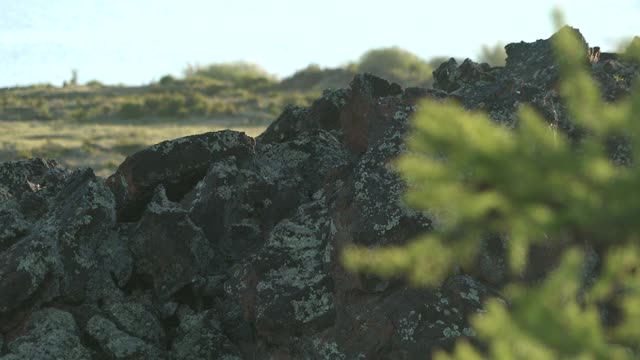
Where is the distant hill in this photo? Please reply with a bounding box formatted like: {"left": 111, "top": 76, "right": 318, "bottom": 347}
{"left": 0, "top": 45, "right": 500, "bottom": 123}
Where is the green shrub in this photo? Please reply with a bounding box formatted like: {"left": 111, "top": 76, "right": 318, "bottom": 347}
{"left": 208, "top": 99, "right": 237, "bottom": 115}
{"left": 70, "top": 107, "right": 90, "bottom": 121}
{"left": 86, "top": 80, "right": 104, "bottom": 88}
{"left": 33, "top": 99, "right": 52, "bottom": 120}
{"left": 357, "top": 47, "right": 433, "bottom": 87}
{"left": 100, "top": 103, "right": 113, "bottom": 116}
{"left": 281, "top": 92, "right": 313, "bottom": 107}
{"left": 185, "top": 92, "right": 209, "bottom": 115}
{"left": 184, "top": 77, "right": 228, "bottom": 94}
{"left": 141, "top": 93, "right": 189, "bottom": 117}
{"left": 119, "top": 101, "right": 145, "bottom": 118}
{"left": 344, "top": 10, "right": 640, "bottom": 359}
{"left": 184, "top": 61, "right": 276, "bottom": 89}
{"left": 143, "top": 96, "right": 163, "bottom": 114}
{"left": 158, "top": 93, "right": 187, "bottom": 117}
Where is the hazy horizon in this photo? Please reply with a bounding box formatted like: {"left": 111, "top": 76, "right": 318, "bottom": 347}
{"left": 2, "top": 0, "right": 638, "bottom": 87}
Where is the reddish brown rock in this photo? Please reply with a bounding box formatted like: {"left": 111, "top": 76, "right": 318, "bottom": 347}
{"left": 339, "top": 73, "right": 402, "bottom": 154}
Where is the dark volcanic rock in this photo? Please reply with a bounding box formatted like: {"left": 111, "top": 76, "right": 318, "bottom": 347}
{"left": 2, "top": 308, "right": 90, "bottom": 360}
{"left": 185, "top": 129, "right": 349, "bottom": 269}
{"left": 433, "top": 58, "right": 497, "bottom": 93}
{"left": 0, "top": 161, "right": 115, "bottom": 336}
{"left": 85, "top": 314, "right": 165, "bottom": 359}
{"left": 257, "top": 89, "right": 347, "bottom": 145}
{"left": 1, "top": 27, "right": 638, "bottom": 359}
{"left": 224, "top": 192, "right": 335, "bottom": 347}
{"left": 339, "top": 73, "right": 403, "bottom": 154}
{"left": 504, "top": 26, "right": 588, "bottom": 88}
{"left": 106, "top": 130, "right": 255, "bottom": 222}
{"left": 129, "top": 185, "right": 215, "bottom": 301}
{"left": 170, "top": 308, "right": 241, "bottom": 359}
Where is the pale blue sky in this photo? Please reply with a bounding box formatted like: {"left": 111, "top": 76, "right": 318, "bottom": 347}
{"left": 1, "top": 0, "right": 638, "bottom": 87}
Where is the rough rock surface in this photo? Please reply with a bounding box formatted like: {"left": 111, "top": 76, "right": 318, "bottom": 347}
{"left": 0, "top": 27, "right": 638, "bottom": 359}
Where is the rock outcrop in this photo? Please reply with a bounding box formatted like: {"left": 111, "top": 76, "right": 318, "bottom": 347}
{"left": 0, "top": 27, "right": 638, "bottom": 359}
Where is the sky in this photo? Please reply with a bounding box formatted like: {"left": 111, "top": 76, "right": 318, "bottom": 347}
{"left": 1, "top": 0, "right": 638, "bottom": 87}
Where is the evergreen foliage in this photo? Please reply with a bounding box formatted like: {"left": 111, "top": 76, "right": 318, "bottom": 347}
{"left": 344, "top": 10, "right": 640, "bottom": 358}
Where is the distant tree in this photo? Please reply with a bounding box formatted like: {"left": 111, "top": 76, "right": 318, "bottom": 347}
{"left": 159, "top": 75, "right": 177, "bottom": 86}
{"left": 357, "top": 46, "right": 433, "bottom": 87}
{"left": 70, "top": 69, "right": 79, "bottom": 86}
{"left": 278, "top": 63, "right": 355, "bottom": 91}
{"left": 477, "top": 42, "right": 507, "bottom": 66}
{"left": 119, "top": 101, "right": 145, "bottom": 119}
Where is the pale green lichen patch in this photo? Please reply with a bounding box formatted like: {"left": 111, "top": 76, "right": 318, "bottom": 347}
{"left": 292, "top": 286, "right": 333, "bottom": 323}
{"left": 183, "top": 157, "right": 240, "bottom": 211}
{"left": 147, "top": 131, "right": 249, "bottom": 157}
{"left": 323, "top": 238, "right": 334, "bottom": 265}
{"left": 225, "top": 264, "right": 250, "bottom": 295}
{"left": 253, "top": 195, "right": 335, "bottom": 328}
{"left": 352, "top": 125, "right": 431, "bottom": 237}
{"left": 463, "top": 327, "right": 477, "bottom": 337}
{"left": 322, "top": 88, "right": 349, "bottom": 108}
{"left": 257, "top": 264, "right": 325, "bottom": 292}
{"left": 16, "top": 244, "right": 54, "bottom": 292}
{"left": 439, "top": 294, "right": 449, "bottom": 305}
{"left": 393, "top": 106, "right": 415, "bottom": 122}
{"left": 105, "top": 302, "right": 164, "bottom": 345}
{"left": 215, "top": 185, "right": 234, "bottom": 200}
{"left": 147, "top": 135, "right": 191, "bottom": 154}
{"left": 290, "top": 106, "right": 309, "bottom": 118}
{"left": 86, "top": 315, "right": 161, "bottom": 359}
{"left": 442, "top": 324, "right": 462, "bottom": 338}
{"left": 5, "top": 308, "right": 90, "bottom": 360}
{"left": 264, "top": 220, "right": 322, "bottom": 252}
{"left": 208, "top": 157, "right": 240, "bottom": 179}
{"left": 87, "top": 180, "right": 116, "bottom": 213}
{"left": 218, "top": 355, "right": 243, "bottom": 360}
{"left": 254, "top": 145, "right": 310, "bottom": 184}
{"left": 255, "top": 131, "right": 347, "bottom": 188}
{"left": 459, "top": 288, "right": 480, "bottom": 303}
{"left": 398, "top": 310, "right": 422, "bottom": 342}
{"left": 312, "top": 338, "right": 346, "bottom": 360}
{"left": 0, "top": 208, "right": 29, "bottom": 241}
{"left": 146, "top": 191, "right": 175, "bottom": 214}
{"left": 73, "top": 245, "right": 98, "bottom": 270}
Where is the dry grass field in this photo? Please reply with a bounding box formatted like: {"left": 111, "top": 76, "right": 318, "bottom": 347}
{"left": 0, "top": 118, "right": 267, "bottom": 177}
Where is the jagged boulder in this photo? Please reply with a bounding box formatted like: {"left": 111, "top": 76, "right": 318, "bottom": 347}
{"left": 0, "top": 27, "right": 638, "bottom": 359}
{"left": 106, "top": 130, "right": 255, "bottom": 222}
{"left": 1, "top": 308, "right": 90, "bottom": 360}
{"left": 0, "top": 160, "right": 115, "bottom": 333}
